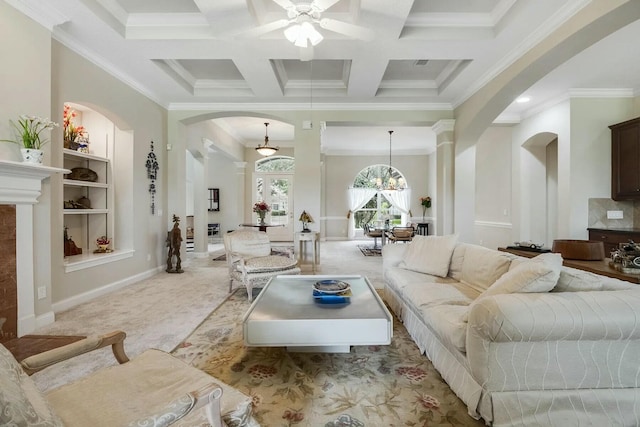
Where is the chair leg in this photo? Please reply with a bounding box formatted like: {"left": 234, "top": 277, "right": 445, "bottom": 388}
{"left": 246, "top": 282, "right": 253, "bottom": 302}
{"left": 228, "top": 279, "right": 233, "bottom": 293}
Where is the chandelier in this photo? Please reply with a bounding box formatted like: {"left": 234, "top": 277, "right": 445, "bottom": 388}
{"left": 375, "top": 130, "right": 406, "bottom": 191}
{"left": 255, "top": 122, "right": 279, "bottom": 157}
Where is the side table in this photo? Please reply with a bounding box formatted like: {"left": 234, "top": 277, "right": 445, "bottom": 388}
{"left": 296, "top": 231, "right": 320, "bottom": 271}
{"left": 416, "top": 223, "right": 429, "bottom": 236}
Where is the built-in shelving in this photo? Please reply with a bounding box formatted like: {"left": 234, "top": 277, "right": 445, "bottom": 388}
{"left": 63, "top": 147, "right": 114, "bottom": 269}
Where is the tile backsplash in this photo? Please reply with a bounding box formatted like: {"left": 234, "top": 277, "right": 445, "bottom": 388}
{"left": 588, "top": 198, "right": 640, "bottom": 229}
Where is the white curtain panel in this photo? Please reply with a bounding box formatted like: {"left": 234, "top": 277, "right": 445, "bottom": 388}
{"left": 347, "top": 188, "right": 377, "bottom": 239}
{"left": 381, "top": 189, "right": 412, "bottom": 225}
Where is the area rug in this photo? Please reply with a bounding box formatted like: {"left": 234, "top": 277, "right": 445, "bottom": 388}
{"left": 358, "top": 244, "right": 382, "bottom": 257}
{"left": 30, "top": 257, "right": 234, "bottom": 393}
{"left": 213, "top": 246, "right": 295, "bottom": 262}
{"left": 172, "top": 290, "right": 483, "bottom": 427}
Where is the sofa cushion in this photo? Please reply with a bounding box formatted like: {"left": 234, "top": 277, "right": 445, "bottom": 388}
{"left": 448, "top": 244, "right": 467, "bottom": 282}
{"left": 398, "top": 234, "right": 458, "bottom": 277}
{"left": 385, "top": 267, "right": 459, "bottom": 298}
{"left": 479, "top": 252, "right": 563, "bottom": 298}
{"left": 403, "top": 281, "right": 478, "bottom": 312}
{"left": 240, "top": 255, "right": 298, "bottom": 273}
{"left": 553, "top": 266, "right": 636, "bottom": 292}
{"left": 418, "top": 305, "right": 469, "bottom": 353}
{"left": 460, "top": 245, "right": 512, "bottom": 292}
{"left": 0, "top": 344, "right": 63, "bottom": 427}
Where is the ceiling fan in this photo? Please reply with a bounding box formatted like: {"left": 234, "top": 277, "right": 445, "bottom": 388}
{"left": 243, "top": 0, "right": 374, "bottom": 60}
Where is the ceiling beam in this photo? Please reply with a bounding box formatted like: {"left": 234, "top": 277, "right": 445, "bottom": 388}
{"left": 233, "top": 57, "right": 284, "bottom": 97}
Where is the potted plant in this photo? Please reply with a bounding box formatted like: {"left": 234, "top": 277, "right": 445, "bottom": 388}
{"left": 1, "top": 115, "right": 58, "bottom": 163}
{"left": 420, "top": 196, "right": 431, "bottom": 221}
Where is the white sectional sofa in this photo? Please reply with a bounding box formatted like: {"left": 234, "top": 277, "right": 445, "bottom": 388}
{"left": 382, "top": 235, "right": 640, "bottom": 426}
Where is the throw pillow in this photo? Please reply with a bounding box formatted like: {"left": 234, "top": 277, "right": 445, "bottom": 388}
{"left": 399, "top": 234, "right": 458, "bottom": 277}
{"left": 479, "top": 252, "right": 563, "bottom": 298}
{"left": 463, "top": 253, "right": 563, "bottom": 322}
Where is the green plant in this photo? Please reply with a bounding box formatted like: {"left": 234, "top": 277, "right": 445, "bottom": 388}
{"left": 2, "top": 115, "right": 59, "bottom": 149}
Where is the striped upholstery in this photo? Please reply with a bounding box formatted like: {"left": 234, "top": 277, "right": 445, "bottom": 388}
{"left": 383, "top": 242, "right": 640, "bottom": 426}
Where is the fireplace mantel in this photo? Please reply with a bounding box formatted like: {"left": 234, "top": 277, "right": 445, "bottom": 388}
{"left": 0, "top": 160, "right": 68, "bottom": 336}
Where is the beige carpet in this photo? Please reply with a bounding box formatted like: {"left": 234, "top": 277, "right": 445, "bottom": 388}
{"left": 172, "top": 289, "right": 483, "bottom": 427}
{"left": 30, "top": 240, "right": 385, "bottom": 392}
{"left": 31, "top": 256, "right": 235, "bottom": 392}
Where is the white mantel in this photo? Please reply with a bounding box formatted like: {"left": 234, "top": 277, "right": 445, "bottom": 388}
{"left": 0, "top": 160, "right": 68, "bottom": 335}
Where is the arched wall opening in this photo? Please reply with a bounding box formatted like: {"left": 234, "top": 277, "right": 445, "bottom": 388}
{"left": 520, "top": 132, "right": 558, "bottom": 245}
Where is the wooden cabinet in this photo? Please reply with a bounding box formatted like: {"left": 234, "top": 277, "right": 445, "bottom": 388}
{"left": 588, "top": 228, "right": 640, "bottom": 256}
{"left": 610, "top": 117, "right": 640, "bottom": 200}
{"left": 63, "top": 149, "right": 112, "bottom": 257}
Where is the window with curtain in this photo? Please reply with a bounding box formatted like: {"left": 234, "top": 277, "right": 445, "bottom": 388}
{"left": 351, "top": 164, "right": 408, "bottom": 229}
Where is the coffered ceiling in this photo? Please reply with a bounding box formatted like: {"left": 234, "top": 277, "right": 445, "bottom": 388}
{"left": 11, "top": 0, "right": 640, "bottom": 154}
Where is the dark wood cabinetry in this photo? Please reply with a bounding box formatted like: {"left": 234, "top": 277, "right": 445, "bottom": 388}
{"left": 610, "top": 117, "right": 640, "bottom": 200}
{"left": 588, "top": 228, "right": 640, "bottom": 255}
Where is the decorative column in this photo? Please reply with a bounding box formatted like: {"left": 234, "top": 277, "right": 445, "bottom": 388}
{"left": 235, "top": 162, "right": 247, "bottom": 228}
{"left": 432, "top": 120, "right": 455, "bottom": 236}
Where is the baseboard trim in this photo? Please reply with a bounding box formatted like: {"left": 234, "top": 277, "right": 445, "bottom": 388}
{"left": 52, "top": 266, "right": 164, "bottom": 313}
{"left": 34, "top": 311, "right": 56, "bottom": 330}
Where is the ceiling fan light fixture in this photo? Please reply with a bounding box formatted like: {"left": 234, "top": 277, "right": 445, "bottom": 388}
{"left": 284, "top": 20, "right": 323, "bottom": 48}
{"left": 284, "top": 24, "right": 301, "bottom": 43}
{"left": 256, "top": 122, "right": 279, "bottom": 157}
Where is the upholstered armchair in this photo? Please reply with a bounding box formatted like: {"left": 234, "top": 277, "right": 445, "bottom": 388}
{"left": 385, "top": 226, "right": 415, "bottom": 243}
{"left": 0, "top": 331, "right": 259, "bottom": 427}
{"left": 223, "top": 229, "right": 301, "bottom": 301}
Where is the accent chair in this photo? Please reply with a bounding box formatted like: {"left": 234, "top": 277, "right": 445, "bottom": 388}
{"left": 223, "top": 229, "right": 300, "bottom": 301}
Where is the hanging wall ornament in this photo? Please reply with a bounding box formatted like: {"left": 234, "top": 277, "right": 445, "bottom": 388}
{"left": 145, "top": 141, "right": 159, "bottom": 214}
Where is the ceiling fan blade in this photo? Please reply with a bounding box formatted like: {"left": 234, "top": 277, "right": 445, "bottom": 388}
{"left": 300, "top": 45, "right": 314, "bottom": 62}
{"left": 313, "top": 0, "right": 341, "bottom": 11}
{"left": 319, "top": 18, "right": 375, "bottom": 41}
{"left": 271, "top": 0, "right": 296, "bottom": 11}
{"left": 240, "top": 19, "right": 291, "bottom": 38}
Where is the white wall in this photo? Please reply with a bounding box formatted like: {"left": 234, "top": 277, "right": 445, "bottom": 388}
{"left": 512, "top": 97, "right": 634, "bottom": 243}
{"left": 324, "top": 154, "right": 430, "bottom": 239}
{"left": 207, "top": 152, "right": 241, "bottom": 235}
{"left": 474, "top": 126, "right": 513, "bottom": 248}
{"left": 0, "top": 2, "right": 54, "bottom": 320}
{"left": 50, "top": 41, "right": 168, "bottom": 305}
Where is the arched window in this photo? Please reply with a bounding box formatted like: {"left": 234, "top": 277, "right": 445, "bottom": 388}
{"left": 255, "top": 156, "right": 295, "bottom": 172}
{"left": 352, "top": 164, "right": 408, "bottom": 229}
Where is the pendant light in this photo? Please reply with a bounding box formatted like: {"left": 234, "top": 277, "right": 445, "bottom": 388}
{"left": 380, "top": 130, "right": 406, "bottom": 191}
{"left": 255, "top": 122, "right": 279, "bottom": 157}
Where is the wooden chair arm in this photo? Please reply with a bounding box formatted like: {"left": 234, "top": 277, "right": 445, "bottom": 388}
{"left": 20, "top": 330, "right": 129, "bottom": 375}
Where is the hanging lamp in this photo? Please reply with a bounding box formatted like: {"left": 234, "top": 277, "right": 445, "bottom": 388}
{"left": 381, "top": 130, "right": 406, "bottom": 191}
{"left": 255, "top": 122, "right": 279, "bottom": 157}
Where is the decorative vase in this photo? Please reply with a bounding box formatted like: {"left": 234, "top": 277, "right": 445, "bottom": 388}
{"left": 98, "top": 244, "right": 109, "bottom": 251}
{"left": 20, "top": 148, "right": 43, "bottom": 164}
{"left": 258, "top": 211, "right": 266, "bottom": 224}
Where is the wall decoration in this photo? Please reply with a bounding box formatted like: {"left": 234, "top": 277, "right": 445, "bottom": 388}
{"left": 145, "top": 141, "right": 159, "bottom": 214}
{"left": 208, "top": 188, "right": 220, "bottom": 211}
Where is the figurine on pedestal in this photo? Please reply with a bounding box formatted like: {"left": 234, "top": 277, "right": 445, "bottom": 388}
{"left": 166, "top": 214, "right": 184, "bottom": 273}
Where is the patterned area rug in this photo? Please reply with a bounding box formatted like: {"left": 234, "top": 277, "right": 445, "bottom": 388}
{"left": 358, "top": 244, "right": 382, "bottom": 257}
{"left": 172, "top": 290, "right": 483, "bottom": 427}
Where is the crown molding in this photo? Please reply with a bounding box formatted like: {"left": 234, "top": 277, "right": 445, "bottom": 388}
{"left": 167, "top": 102, "right": 453, "bottom": 111}
{"left": 6, "top": 0, "right": 69, "bottom": 30}
{"left": 52, "top": 30, "right": 168, "bottom": 109}
{"left": 567, "top": 88, "right": 635, "bottom": 98}
{"left": 453, "top": 0, "right": 591, "bottom": 109}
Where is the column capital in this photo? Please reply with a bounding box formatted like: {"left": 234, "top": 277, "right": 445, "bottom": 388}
{"left": 432, "top": 119, "right": 455, "bottom": 135}
{"left": 234, "top": 162, "right": 247, "bottom": 169}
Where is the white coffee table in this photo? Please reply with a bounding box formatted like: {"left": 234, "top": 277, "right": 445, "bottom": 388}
{"left": 242, "top": 275, "right": 392, "bottom": 353}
